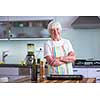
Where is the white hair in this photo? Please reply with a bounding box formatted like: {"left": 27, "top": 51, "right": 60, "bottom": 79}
{"left": 47, "top": 21, "right": 62, "bottom": 33}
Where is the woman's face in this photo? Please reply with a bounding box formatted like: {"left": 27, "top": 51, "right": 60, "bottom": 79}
{"left": 50, "top": 27, "right": 61, "bottom": 41}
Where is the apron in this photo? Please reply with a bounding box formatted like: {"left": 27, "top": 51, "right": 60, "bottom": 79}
{"left": 48, "top": 41, "right": 73, "bottom": 75}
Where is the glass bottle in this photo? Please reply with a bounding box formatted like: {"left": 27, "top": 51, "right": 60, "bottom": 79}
{"left": 31, "top": 57, "right": 37, "bottom": 82}
{"left": 40, "top": 61, "right": 45, "bottom": 81}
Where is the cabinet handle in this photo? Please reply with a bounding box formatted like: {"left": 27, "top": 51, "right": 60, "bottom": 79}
{"left": 73, "top": 70, "right": 78, "bottom": 72}
{"left": 96, "top": 79, "right": 100, "bottom": 81}
{"left": 96, "top": 70, "right": 100, "bottom": 72}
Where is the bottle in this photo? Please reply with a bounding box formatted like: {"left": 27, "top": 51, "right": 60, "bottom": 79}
{"left": 36, "top": 63, "right": 40, "bottom": 82}
{"left": 40, "top": 61, "right": 45, "bottom": 81}
{"left": 36, "top": 58, "right": 40, "bottom": 82}
{"left": 31, "top": 58, "right": 37, "bottom": 82}
{"left": 45, "top": 62, "right": 48, "bottom": 78}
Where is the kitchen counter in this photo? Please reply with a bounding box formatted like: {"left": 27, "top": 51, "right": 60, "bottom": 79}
{"left": 11, "top": 77, "right": 96, "bottom": 83}
{"left": 0, "top": 64, "right": 27, "bottom": 67}
{"left": 73, "top": 65, "right": 100, "bottom": 68}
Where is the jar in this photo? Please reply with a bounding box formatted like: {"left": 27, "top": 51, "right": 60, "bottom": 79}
{"left": 27, "top": 43, "right": 34, "bottom": 56}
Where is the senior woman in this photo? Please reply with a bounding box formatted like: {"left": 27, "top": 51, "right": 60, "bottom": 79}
{"left": 44, "top": 21, "right": 76, "bottom": 75}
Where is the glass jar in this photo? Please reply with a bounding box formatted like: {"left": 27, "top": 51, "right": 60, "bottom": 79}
{"left": 27, "top": 43, "right": 34, "bottom": 56}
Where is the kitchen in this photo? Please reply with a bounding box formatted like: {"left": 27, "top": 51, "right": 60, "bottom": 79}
{"left": 0, "top": 16, "right": 100, "bottom": 83}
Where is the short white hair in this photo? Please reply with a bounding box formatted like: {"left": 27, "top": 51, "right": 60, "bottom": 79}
{"left": 47, "top": 21, "right": 62, "bottom": 33}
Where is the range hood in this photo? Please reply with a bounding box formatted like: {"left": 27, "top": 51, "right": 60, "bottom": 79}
{"left": 71, "top": 16, "right": 100, "bottom": 29}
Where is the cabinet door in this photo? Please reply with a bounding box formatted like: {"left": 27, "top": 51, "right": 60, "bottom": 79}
{"left": 87, "top": 68, "right": 96, "bottom": 78}
{"left": 0, "top": 68, "right": 19, "bottom": 75}
{"left": 8, "top": 76, "right": 27, "bottom": 82}
{"left": 73, "top": 68, "right": 88, "bottom": 78}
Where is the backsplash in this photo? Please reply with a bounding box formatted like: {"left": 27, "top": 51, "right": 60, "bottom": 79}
{"left": 62, "top": 28, "right": 100, "bottom": 60}
{"left": 0, "top": 40, "right": 46, "bottom": 64}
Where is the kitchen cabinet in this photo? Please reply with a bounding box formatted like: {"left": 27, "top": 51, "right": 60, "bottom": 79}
{"left": 0, "top": 68, "right": 19, "bottom": 75}
{"left": 0, "top": 67, "right": 30, "bottom": 82}
{"left": 0, "top": 67, "right": 30, "bottom": 75}
{"left": 0, "top": 68, "right": 20, "bottom": 82}
{"left": 73, "top": 66, "right": 100, "bottom": 83}
{"left": 87, "top": 67, "right": 100, "bottom": 83}
{"left": 87, "top": 68, "right": 96, "bottom": 78}
{"left": 0, "top": 21, "right": 51, "bottom": 39}
{"left": 0, "top": 16, "right": 54, "bottom": 40}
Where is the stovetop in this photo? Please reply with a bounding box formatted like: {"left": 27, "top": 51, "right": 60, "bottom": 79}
{"left": 74, "top": 59, "right": 100, "bottom": 66}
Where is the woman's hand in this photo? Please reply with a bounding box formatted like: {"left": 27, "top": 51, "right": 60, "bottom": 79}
{"left": 45, "top": 56, "right": 65, "bottom": 67}
{"left": 45, "top": 51, "right": 76, "bottom": 67}
{"left": 59, "top": 51, "right": 76, "bottom": 63}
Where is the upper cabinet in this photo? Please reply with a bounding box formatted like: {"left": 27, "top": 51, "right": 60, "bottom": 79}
{"left": 0, "top": 16, "right": 54, "bottom": 40}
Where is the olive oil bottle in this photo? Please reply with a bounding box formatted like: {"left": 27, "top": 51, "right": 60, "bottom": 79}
{"left": 40, "top": 61, "right": 45, "bottom": 81}
{"left": 31, "top": 58, "right": 37, "bottom": 82}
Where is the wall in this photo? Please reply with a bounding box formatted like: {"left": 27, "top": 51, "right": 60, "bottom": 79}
{"left": 0, "top": 40, "right": 45, "bottom": 64}
{"left": 62, "top": 28, "right": 100, "bottom": 60}
{"left": 55, "top": 16, "right": 100, "bottom": 60}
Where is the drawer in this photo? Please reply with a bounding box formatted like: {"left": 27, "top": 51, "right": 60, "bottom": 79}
{"left": 73, "top": 68, "right": 88, "bottom": 77}
{"left": 96, "top": 69, "right": 100, "bottom": 77}
{"left": 88, "top": 68, "right": 96, "bottom": 78}
{"left": 96, "top": 77, "right": 100, "bottom": 83}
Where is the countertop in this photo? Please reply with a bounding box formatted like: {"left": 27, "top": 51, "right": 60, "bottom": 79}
{"left": 11, "top": 77, "right": 96, "bottom": 83}
{"left": 73, "top": 65, "right": 100, "bottom": 68}
{"left": 0, "top": 64, "right": 28, "bottom": 68}
{"left": 0, "top": 64, "right": 100, "bottom": 68}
